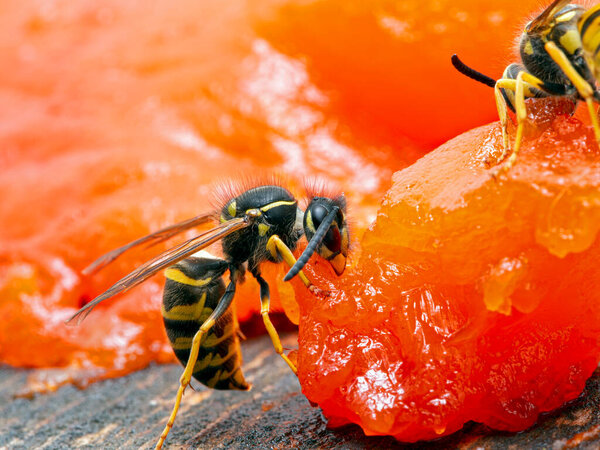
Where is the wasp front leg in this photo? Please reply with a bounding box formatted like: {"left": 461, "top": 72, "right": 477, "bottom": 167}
{"left": 497, "top": 72, "right": 527, "bottom": 176}
{"left": 492, "top": 70, "right": 549, "bottom": 176}
{"left": 493, "top": 78, "right": 515, "bottom": 165}
{"left": 265, "top": 234, "right": 328, "bottom": 298}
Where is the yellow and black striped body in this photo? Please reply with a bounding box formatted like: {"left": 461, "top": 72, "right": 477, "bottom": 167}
{"left": 456, "top": 2, "right": 600, "bottom": 111}
{"left": 580, "top": 3, "right": 600, "bottom": 80}
{"left": 489, "top": 2, "right": 596, "bottom": 114}
{"left": 518, "top": 3, "right": 593, "bottom": 95}
{"left": 162, "top": 256, "right": 249, "bottom": 390}
{"left": 452, "top": 1, "right": 600, "bottom": 175}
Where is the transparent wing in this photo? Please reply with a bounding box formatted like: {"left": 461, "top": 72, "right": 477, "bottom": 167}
{"left": 68, "top": 217, "right": 248, "bottom": 324}
{"left": 527, "top": 0, "right": 570, "bottom": 33}
{"left": 83, "top": 212, "right": 215, "bottom": 275}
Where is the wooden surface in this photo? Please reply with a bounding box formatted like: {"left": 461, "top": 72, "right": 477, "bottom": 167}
{"left": 2, "top": 333, "right": 600, "bottom": 449}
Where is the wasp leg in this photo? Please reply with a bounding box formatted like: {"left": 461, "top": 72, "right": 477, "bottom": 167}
{"left": 156, "top": 273, "right": 238, "bottom": 450}
{"left": 545, "top": 41, "right": 600, "bottom": 145}
{"left": 493, "top": 72, "right": 548, "bottom": 177}
{"left": 265, "top": 235, "right": 326, "bottom": 297}
{"left": 251, "top": 269, "right": 298, "bottom": 374}
{"left": 498, "top": 72, "right": 527, "bottom": 176}
{"left": 494, "top": 78, "right": 515, "bottom": 165}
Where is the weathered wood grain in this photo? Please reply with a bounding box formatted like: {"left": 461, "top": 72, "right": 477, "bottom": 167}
{"left": 1, "top": 333, "right": 600, "bottom": 449}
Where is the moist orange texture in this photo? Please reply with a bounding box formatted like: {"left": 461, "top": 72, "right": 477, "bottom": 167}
{"left": 294, "top": 100, "right": 600, "bottom": 440}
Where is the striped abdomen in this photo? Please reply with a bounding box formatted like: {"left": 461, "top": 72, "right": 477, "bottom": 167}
{"left": 580, "top": 4, "right": 600, "bottom": 79}
{"left": 162, "top": 257, "right": 249, "bottom": 390}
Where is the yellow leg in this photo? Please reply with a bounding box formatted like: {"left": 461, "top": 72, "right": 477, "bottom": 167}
{"left": 266, "top": 235, "right": 328, "bottom": 297}
{"left": 492, "top": 72, "right": 544, "bottom": 177}
{"left": 156, "top": 277, "right": 237, "bottom": 449}
{"left": 586, "top": 97, "right": 600, "bottom": 143}
{"left": 155, "top": 322, "right": 212, "bottom": 449}
{"left": 498, "top": 72, "right": 527, "bottom": 176}
{"left": 262, "top": 310, "right": 297, "bottom": 374}
{"left": 266, "top": 235, "right": 312, "bottom": 289}
{"left": 545, "top": 41, "right": 600, "bottom": 144}
{"left": 493, "top": 80, "right": 514, "bottom": 164}
{"left": 253, "top": 271, "right": 297, "bottom": 374}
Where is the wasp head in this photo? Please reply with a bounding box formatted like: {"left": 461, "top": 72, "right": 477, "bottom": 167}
{"left": 300, "top": 194, "right": 349, "bottom": 277}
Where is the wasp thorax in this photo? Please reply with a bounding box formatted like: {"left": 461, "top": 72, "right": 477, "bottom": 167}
{"left": 220, "top": 185, "right": 300, "bottom": 267}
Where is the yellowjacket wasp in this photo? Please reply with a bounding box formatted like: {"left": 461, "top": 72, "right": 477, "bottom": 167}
{"left": 68, "top": 182, "right": 349, "bottom": 448}
{"left": 452, "top": 0, "right": 600, "bottom": 175}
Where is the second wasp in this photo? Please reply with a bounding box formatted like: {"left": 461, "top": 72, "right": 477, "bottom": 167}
{"left": 453, "top": 0, "right": 600, "bottom": 175}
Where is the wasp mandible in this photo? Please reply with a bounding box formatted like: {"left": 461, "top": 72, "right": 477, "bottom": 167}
{"left": 67, "top": 182, "right": 349, "bottom": 449}
{"left": 452, "top": 0, "right": 600, "bottom": 175}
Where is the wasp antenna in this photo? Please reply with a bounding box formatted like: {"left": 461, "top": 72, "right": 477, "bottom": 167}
{"left": 284, "top": 207, "right": 339, "bottom": 282}
{"left": 451, "top": 54, "right": 496, "bottom": 88}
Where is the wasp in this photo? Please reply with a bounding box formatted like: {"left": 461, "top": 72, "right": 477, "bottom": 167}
{"left": 67, "top": 182, "right": 349, "bottom": 449}
{"left": 452, "top": 0, "right": 600, "bottom": 175}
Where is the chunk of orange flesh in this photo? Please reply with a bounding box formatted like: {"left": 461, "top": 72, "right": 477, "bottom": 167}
{"left": 295, "top": 102, "right": 600, "bottom": 441}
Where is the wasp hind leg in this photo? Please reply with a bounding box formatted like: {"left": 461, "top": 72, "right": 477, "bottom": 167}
{"left": 156, "top": 272, "right": 238, "bottom": 450}
{"left": 252, "top": 268, "right": 298, "bottom": 374}
{"left": 544, "top": 41, "right": 600, "bottom": 146}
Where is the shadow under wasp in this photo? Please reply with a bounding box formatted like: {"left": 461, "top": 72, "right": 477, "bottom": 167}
{"left": 452, "top": 0, "right": 600, "bottom": 176}
{"left": 67, "top": 182, "right": 349, "bottom": 449}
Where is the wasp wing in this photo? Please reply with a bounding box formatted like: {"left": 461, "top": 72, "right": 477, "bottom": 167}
{"left": 68, "top": 217, "right": 248, "bottom": 324}
{"left": 527, "top": 0, "right": 571, "bottom": 33}
{"left": 83, "top": 212, "right": 215, "bottom": 275}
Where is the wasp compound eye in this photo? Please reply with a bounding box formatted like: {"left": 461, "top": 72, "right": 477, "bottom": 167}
{"left": 284, "top": 193, "right": 349, "bottom": 281}
{"left": 309, "top": 203, "right": 329, "bottom": 231}
{"left": 323, "top": 222, "right": 342, "bottom": 254}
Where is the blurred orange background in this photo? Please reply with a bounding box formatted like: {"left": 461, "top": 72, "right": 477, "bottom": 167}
{"left": 0, "top": 0, "right": 544, "bottom": 381}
